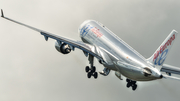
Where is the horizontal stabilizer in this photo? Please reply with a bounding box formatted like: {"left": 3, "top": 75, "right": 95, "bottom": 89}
{"left": 161, "top": 64, "right": 180, "bottom": 75}
{"left": 163, "top": 75, "right": 180, "bottom": 81}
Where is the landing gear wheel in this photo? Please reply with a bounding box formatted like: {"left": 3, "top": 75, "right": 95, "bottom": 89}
{"left": 85, "top": 55, "right": 98, "bottom": 79}
{"left": 87, "top": 72, "right": 92, "bottom": 78}
{"left": 126, "top": 83, "right": 131, "bottom": 88}
{"left": 85, "top": 66, "right": 90, "bottom": 72}
{"left": 126, "top": 79, "right": 137, "bottom": 90}
{"left": 126, "top": 79, "right": 130, "bottom": 82}
{"left": 132, "top": 84, "right": 137, "bottom": 91}
{"left": 93, "top": 72, "right": 98, "bottom": 79}
{"left": 132, "top": 81, "right": 136, "bottom": 84}
{"left": 91, "top": 66, "right": 96, "bottom": 72}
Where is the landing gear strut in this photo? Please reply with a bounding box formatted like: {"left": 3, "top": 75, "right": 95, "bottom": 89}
{"left": 85, "top": 55, "right": 98, "bottom": 79}
{"left": 126, "top": 79, "right": 137, "bottom": 91}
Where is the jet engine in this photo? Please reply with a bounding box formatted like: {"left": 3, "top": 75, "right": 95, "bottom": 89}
{"left": 55, "top": 41, "right": 71, "bottom": 54}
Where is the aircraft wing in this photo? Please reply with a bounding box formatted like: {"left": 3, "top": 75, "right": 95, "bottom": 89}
{"left": 1, "top": 9, "right": 106, "bottom": 63}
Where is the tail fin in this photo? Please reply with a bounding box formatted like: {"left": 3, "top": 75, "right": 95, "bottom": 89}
{"left": 147, "top": 30, "right": 178, "bottom": 66}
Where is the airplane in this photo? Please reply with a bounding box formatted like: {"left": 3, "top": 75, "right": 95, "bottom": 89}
{"left": 2, "top": 9, "right": 180, "bottom": 91}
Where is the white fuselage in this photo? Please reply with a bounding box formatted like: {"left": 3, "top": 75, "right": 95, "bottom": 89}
{"left": 78, "top": 20, "right": 162, "bottom": 81}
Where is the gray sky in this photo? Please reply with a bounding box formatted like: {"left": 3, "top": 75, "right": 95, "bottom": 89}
{"left": 1, "top": 0, "right": 180, "bottom": 101}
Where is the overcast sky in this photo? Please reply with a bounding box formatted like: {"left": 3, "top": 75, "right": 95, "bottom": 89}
{"left": 1, "top": 0, "right": 180, "bottom": 101}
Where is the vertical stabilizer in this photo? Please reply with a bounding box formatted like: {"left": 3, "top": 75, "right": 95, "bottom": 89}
{"left": 147, "top": 30, "right": 178, "bottom": 66}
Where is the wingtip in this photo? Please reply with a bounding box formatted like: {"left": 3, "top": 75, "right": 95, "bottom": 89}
{"left": 1, "top": 9, "right": 4, "bottom": 17}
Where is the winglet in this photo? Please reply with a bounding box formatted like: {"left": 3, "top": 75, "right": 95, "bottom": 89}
{"left": 1, "top": 9, "right": 4, "bottom": 17}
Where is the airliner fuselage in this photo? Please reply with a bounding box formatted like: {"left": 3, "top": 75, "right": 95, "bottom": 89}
{"left": 79, "top": 20, "right": 162, "bottom": 81}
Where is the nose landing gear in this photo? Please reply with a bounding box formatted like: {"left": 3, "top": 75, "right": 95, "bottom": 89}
{"left": 126, "top": 79, "right": 137, "bottom": 91}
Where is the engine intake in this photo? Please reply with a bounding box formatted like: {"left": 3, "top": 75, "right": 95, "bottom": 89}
{"left": 55, "top": 41, "right": 71, "bottom": 54}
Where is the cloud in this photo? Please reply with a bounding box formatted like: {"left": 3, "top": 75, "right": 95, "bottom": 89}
{"left": 0, "top": 0, "right": 180, "bottom": 101}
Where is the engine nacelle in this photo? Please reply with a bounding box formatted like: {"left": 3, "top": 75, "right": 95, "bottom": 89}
{"left": 55, "top": 41, "right": 71, "bottom": 54}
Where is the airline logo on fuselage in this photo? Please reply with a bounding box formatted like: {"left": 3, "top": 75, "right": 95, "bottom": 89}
{"left": 91, "top": 27, "right": 103, "bottom": 37}
{"left": 80, "top": 24, "right": 103, "bottom": 38}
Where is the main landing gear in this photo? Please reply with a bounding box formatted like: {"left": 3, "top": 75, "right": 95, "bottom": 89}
{"left": 85, "top": 55, "right": 98, "bottom": 79}
{"left": 85, "top": 66, "right": 98, "bottom": 79}
{"left": 126, "top": 79, "right": 137, "bottom": 91}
